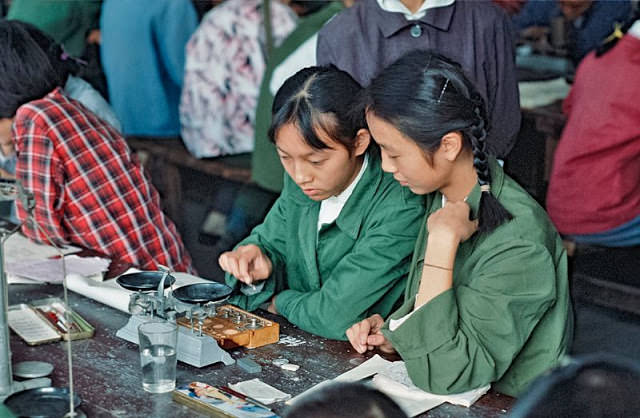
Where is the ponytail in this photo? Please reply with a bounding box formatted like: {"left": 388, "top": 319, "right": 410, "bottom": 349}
{"left": 465, "top": 99, "right": 513, "bottom": 233}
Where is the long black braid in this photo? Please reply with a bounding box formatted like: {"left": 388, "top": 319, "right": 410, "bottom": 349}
{"left": 465, "top": 95, "right": 512, "bottom": 233}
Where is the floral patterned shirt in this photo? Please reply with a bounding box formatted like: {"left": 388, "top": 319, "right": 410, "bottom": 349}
{"left": 180, "top": 0, "right": 297, "bottom": 158}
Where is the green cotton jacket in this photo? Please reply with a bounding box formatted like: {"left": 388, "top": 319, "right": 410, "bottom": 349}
{"left": 227, "top": 148, "right": 425, "bottom": 340}
{"left": 8, "top": 0, "right": 101, "bottom": 58}
{"left": 382, "top": 159, "right": 573, "bottom": 397}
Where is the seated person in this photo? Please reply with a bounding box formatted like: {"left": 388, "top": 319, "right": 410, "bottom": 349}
{"left": 219, "top": 66, "right": 424, "bottom": 340}
{"left": 0, "top": 20, "right": 194, "bottom": 273}
{"left": 284, "top": 382, "right": 407, "bottom": 418}
{"left": 513, "top": 0, "right": 631, "bottom": 64}
{"left": 509, "top": 354, "right": 640, "bottom": 417}
{"left": 180, "top": 0, "right": 298, "bottom": 158}
{"left": 546, "top": 11, "right": 640, "bottom": 247}
{"left": 347, "top": 51, "right": 573, "bottom": 397}
{"left": 100, "top": 0, "right": 198, "bottom": 137}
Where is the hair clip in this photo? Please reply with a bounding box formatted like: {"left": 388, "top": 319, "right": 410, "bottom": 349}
{"left": 480, "top": 184, "right": 491, "bottom": 193}
{"left": 437, "top": 79, "right": 450, "bottom": 103}
{"left": 60, "top": 52, "right": 70, "bottom": 61}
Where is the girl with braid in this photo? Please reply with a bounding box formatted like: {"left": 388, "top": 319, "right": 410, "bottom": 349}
{"left": 347, "top": 51, "right": 573, "bottom": 397}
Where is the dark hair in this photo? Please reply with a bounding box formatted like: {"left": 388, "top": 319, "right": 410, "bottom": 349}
{"left": 595, "top": 11, "right": 640, "bottom": 57}
{"left": 0, "top": 19, "right": 80, "bottom": 118}
{"left": 290, "top": 1, "right": 331, "bottom": 16}
{"left": 361, "top": 50, "right": 512, "bottom": 234}
{"left": 509, "top": 353, "right": 640, "bottom": 418}
{"left": 268, "top": 66, "right": 366, "bottom": 155}
{"left": 283, "top": 382, "right": 407, "bottom": 418}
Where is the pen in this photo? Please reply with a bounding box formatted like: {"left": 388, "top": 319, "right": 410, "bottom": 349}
{"left": 217, "top": 386, "right": 273, "bottom": 411}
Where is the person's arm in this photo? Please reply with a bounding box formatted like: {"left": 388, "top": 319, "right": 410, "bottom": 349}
{"left": 225, "top": 194, "right": 289, "bottom": 312}
{"left": 485, "top": 12, "right": 522, "bottom": 158}
{"left": 13, "top": 114, "right": 68, "bottom": 245}
{"left": 274, "top": 200, "right": 423, "bottom": 340}
{"left": 382, "top": 240, "right": 557, "bottom": 395}
{"left": 153, "top": 0, "right": 198, "bottom": 87}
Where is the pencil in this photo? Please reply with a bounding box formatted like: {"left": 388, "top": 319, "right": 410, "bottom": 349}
{"left": 216, "top": 385, "right": 273, "bottom": 411}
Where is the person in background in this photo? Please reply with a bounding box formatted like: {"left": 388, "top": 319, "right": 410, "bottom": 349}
{"left": 546, "top": 11, "right": 640, "bottom": 248}
{"left": 512, "top": 0, "right": 632, "bottom": 65}
{"left": 0, "top": 20, "right": 194, "bottom": 273}
{"left": 180, "top": 0, "right": 298, "bottom": 158}
{"left": 219, "top": 66, "right": 424, "bottom": 340}
{"left": 212, "top": 0, "right": 349, "bottom": 255}
{"left": 317, "top": 0, "right": 521, "bottom": 160}
{"left": 0, "top": 21, "right": 121, "bottom": 223}
{"left": 347, "top": 50, "right": 572, "bottom": 397}
{"left": 509, "top": 354, "right": 640, "bottom": 418}
{"left": 100, "top": 0, "right": 198, "bottom": 137}
{"left": 284, "top": 382, "right": 408, "bottom": 418}
{"left": 7, "top": 0, "right": 101, "bottom": 58}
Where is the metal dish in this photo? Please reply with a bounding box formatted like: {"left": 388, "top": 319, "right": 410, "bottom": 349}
{"left": 116, "top": 271, "right": 176, "bottom": 292}
{"left": 4, "top": 387, "right": 81, "bottom": 418}
{"left": 172, "top": 282, "right": 233, "bottom": 304}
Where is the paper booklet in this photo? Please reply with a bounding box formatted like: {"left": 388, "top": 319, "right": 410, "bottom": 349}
{"left": 287, "top": 354, "right": 490, "bottom": 417}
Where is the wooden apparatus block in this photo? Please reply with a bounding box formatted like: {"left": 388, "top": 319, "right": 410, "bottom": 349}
{"left": 177, "top": 305, "right": 279, "bottom": 349}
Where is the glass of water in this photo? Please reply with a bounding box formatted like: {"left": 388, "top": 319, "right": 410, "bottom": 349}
{"left": 138, "top": 320, "right": 178, "bottom": 393}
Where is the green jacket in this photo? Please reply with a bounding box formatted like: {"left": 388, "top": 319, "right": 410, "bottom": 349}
{"left": 228, "top": 149, "right": 425, "bottom": 340}
{"left": 382, "top": 159, "right": 573, "bottom": 397}
{"left": 8, "top": 0, "right": 101, "bottom": 58}
{"left": 252, "top": 2, "right": 344, "bottom": 192}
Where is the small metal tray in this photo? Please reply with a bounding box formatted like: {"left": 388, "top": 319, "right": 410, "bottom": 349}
{"left": 4, "top": 387, "right": 81, "bottom": 418}
{"left": 172, "top": 282, "right": 233, "bottom": 304}
{"left": 116, "top": 271, "right": 176, "bottom": 291}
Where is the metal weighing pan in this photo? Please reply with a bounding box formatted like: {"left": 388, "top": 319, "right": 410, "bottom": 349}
{"left": 4, "top": 387, "right": 82, "bottom": 418}
{"left": 116, "top": 271, "right": 176, "bottom": 292}
{"left": 172, "top": 282, "right": 233, "bottom": 304}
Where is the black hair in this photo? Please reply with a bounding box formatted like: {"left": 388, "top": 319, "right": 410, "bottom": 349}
{"left": 268, "top": 65, "right": 366, "bottom": 155}
{"left": 361, "top": 50, "right": 512, "bottom": 234}
{"left": 510, "top": 353, "right": 640, "bottom": 418}
{"left": 283, "top": 382, "right": 407, "bottom": 418}
{"left": 595, "top": 10, "right": 640, "bottom": 57}
{"left": 0, "top": 19, "right": 80, "bottom": 118}
{"left": 290, "top": 1, "right": 331, "bottom": 16}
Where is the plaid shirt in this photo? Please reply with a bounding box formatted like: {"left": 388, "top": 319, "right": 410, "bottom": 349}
{"left": 13, "top": 88, "right": 194, "bottom": 273}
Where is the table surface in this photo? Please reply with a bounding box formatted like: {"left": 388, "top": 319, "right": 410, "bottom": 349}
{"left": 8, "top": 283, "right": 514, "bottom": 418}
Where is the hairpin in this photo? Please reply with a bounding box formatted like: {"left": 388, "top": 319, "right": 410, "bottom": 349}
{"left": 437, "top": 79, "right": 450, "bottom": 103}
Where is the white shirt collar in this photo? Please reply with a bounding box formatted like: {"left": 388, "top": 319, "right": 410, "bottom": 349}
{"left": 377, "top": 0, "right": 455, "bottom": 21}
{"left": 318, "top": 153, "right": 369, "bottom": 230}
{"left": 629, "top": 21, "right": 640, "bottom": 39}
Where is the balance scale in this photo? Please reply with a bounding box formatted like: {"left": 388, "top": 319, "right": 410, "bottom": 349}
{"left": 115, "top": 271, "right": 235, "bottom": 368}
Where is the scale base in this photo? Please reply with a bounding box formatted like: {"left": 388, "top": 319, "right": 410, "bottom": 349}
{"left": 116, "top": 315, "right": 234, "bottom": 368}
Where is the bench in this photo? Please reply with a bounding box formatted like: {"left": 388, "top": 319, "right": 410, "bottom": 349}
{"left": 126, "top": 137, "right": 252, "bottom": 227}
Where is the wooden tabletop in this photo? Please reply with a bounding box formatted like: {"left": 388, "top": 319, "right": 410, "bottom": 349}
{"left": 8, "top": 284, "right": 514, "bottom": 417}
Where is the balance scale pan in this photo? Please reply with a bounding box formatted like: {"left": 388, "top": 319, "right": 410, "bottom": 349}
{"left": 116, "top": 271, "right": 176, "bottom": 291}
{"left": 172, "top": 282, "right": 233, "bottom": 304}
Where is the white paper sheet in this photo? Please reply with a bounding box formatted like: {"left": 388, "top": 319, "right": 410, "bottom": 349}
{"left": 229, "top": 378, "right": 291, "bottom": 405}
{"left": 287, "top": 354, "right": 490, "bottom": 417}
{"left": 7, "top": 255, "right": 109, "bottom": 284}
{"left": 3, "top": 233, "right": 80, "bottom": 262}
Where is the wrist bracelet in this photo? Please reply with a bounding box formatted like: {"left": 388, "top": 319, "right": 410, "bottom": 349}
{"left": 423, "top": 262, "right": 453, "bottom": 272}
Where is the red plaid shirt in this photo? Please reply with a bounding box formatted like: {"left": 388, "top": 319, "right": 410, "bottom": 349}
{"left": 13, "top": 88, "right": 194, "bottom": 273}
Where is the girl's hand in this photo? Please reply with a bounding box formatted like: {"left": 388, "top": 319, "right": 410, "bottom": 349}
{"left": 346, "top": 314, "right": 395, "bottom": 354}
{"left": 427, "top": 201, "right": 478, "bottom": 244}
{"left": 218, "top": 244, "right": 272, "bottom": 285}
